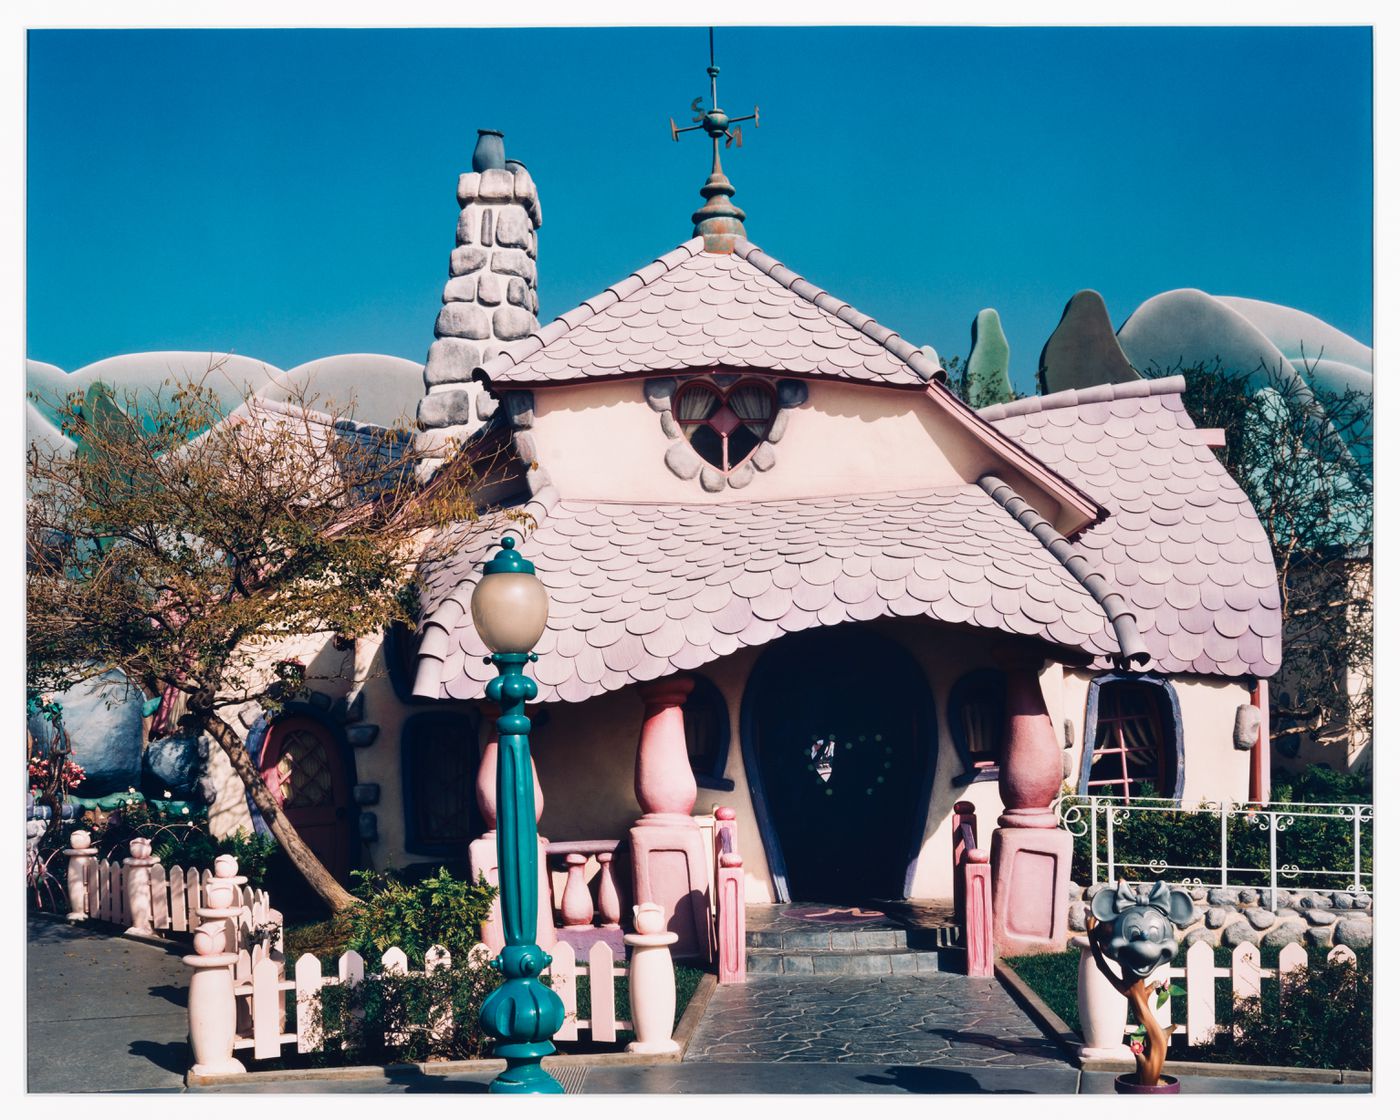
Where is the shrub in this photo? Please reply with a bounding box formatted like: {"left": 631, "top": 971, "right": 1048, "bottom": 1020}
{"left": 1205, "top": 953, "right": 1372, "bottom": 1070}
{"left": 345, "top": 867, "right": 498, "bottom": 966}
{"left": 314, "top": 956, "right": 502, "bottom": 1064}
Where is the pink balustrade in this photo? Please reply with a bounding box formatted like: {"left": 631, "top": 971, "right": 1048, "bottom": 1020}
{"left": 713, "top": 807, "right": 746, "bottom": 984}
{"left": 953, "top": 801, "right": 994, "bottom": 977}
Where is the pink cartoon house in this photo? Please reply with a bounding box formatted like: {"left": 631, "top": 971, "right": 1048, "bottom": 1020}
{"left": 400, "top": 128, "right": 1281, "bottom": 962}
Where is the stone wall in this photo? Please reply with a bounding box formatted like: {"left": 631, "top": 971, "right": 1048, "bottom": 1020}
{"left": 1068, "top": 881, "right": 1373, "bottom": 952}
{"left": 416, "top": 140, "right": 542, "bottom": 468}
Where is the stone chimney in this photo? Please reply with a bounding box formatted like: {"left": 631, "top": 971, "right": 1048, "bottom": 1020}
{"left": 416, "top": 129, "right": 542, "bottom": 465}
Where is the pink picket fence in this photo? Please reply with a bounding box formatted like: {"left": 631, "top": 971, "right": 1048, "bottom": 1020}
{"left": 1143, "top": 940, "right": 1359, "bottom": 1046}
{"left": 229, "top": 940, "right": 632, "bottom": 1063}
{"left": 76, "top": 856, "right": 275, "bottom": 935}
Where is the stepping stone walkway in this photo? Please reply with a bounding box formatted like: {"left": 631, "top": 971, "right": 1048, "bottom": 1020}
{"left": 684, "top": 973, "right": 1071, "bottom": 1068}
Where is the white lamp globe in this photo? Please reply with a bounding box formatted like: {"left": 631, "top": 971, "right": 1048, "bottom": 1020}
{"left": 471, "top": 536, "right": 550, "bottom": 655}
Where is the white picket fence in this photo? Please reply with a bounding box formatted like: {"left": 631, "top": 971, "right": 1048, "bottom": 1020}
{"left": 75, "top": 855, "right": 274, "bottom": 935}
{"left": 233, "top": 939, "right": 631, "bottom": 1062}
{"left": 1138, "top": 941, "right": 1359, "bottom": 1046}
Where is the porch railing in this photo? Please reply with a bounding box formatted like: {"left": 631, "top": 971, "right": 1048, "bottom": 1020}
{"left": 1054, "top": 795, "right": 1373, "bottom": 911}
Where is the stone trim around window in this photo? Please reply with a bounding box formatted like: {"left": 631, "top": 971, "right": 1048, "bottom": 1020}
{"left": 649, "top": 373, "right": 807, "bottom": 492}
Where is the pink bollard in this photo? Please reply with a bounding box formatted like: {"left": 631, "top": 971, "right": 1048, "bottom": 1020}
{"left": 624, "top": 903, "right": 680, "bottom": 1055}
{"left": 124, "top": 837, "right": 158, "bottom": 937}
{"left": 63, "top": 830, "right": 97, "bottom": 921}
{"left": 596, "top": 851, "right": 622, "bottom": 930}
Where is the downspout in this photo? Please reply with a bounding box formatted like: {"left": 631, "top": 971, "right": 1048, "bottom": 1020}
{"left": 1250, "top": 679, "right": 1271, "bottom": 804}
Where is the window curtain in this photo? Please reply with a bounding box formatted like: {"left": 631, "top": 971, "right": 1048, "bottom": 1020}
{"left": 728, "top": 384, "right": 773, "bottom": 435}
{"left": 675, "top": 385, "right": 719, "bottom": 422}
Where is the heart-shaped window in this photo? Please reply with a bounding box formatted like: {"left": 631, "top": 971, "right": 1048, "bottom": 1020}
{"left": 673, "top": 380, "right": 776, "bottom": 472}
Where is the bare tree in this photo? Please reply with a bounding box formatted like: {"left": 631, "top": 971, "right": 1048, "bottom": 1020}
{"left": 27, "top": 363, "right": 504, "bottom": 911}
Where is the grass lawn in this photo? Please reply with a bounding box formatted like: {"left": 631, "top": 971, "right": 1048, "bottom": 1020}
{"left": 1004, "top": 942, "right": 1372, "bottom": 1071}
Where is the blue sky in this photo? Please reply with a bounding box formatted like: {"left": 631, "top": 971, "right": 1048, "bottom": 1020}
{"left": 26, "top": 26, "right": 1373, "bottom": 394}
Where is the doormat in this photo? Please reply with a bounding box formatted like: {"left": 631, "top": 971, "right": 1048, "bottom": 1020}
{"left": 782, "top": 904, "right": 888, "bottom": 924}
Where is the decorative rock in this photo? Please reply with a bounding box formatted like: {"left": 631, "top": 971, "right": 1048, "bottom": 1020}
{"left": 664, "top": 441, "right": 701, "bottom": 480}
{"left": 1221, "top": 921, "right": 1262, "bottom": 949}
{"left": 436, "top": 303, "right": 491, "bottom": 340}
{"left": 456, "top": 172, "right": 482, "bottom": 206}
{"left": 493, "top": 306, "right": 536, "bottom": 342}
{"left": 1235, "top": 888, "right": 1259, "bottom": 907}
{"left": 1304, "top": 909, "right": 1336, "bottom": 926}
{"left": 766, "top": 409, "right": 789, "bottom": 443}
{"left": 345, "top": 724, "right": 379, "bottom": 748}
{"left": 964, "top": 308, "right": 1014, "bottom": 409}
{"left": 490, "top": 249, "right": 536, "bottom": 282}
{"left": 353, "top": 783, "right": 380, "bottom": 806}
{"left": 475, "top": 269, "right": 505, "bottom": 306}
{"left": 476, "top": 393, "right": 498, "bottom": 420}
{"left": 1275, "top": 908, "right": 1302, "bottom": 923}
{"left": 506, "top": 277, "right": 529, "bottom": 307}
{"left": 442, "top": 274, "right": 479, "bottom": 303}
{"left": 1305, "top": 925, "right": 1334, "bottom": 948}
{"left": 144, "top": 734, "right": 208, "bottom": 801}
{"left": 727, "top": 462, "right": 755, "bottom": 489}
{"left": 1349, "top": 894, "right": 1371, "bottom": 911}
{"left": 424, "top": 338, "right": 481, "bottom": 386}
{"left": 1245, "top": 908, "right": 1276, "bottom": 931}
{"left": 449, "top": 244, "right": 488, "bottom": 277}
{"left": 502, "top": 391, "right": 534, "bottom": 429}
{"left": 1067, "top": 900, "right": 1087, "bottom": 932}
{"left": 1233, "top": 704, "right": 1262, "bottom": 750}
{"left": 1085, "top": 882, "right": 1111, "bottom": 902}
{"left": 644, "top": 378, "right": 677, "bottom": 412}
{"left": 1205, "top": 906, "right": 1232, "bottom": 930}
{"left": 1067, "top": 882, "right": 1085, "bottom": 901}
{"left": 659, "top": 411, "right": 681, "bottom": 439}
{"left": 479, "top": 209, "right": 493, "bottom": 247}
{"left": 1183, "top": 927, "right": 1219, "bottom": 948}
{"left": 456, "top": 209, "right": 483, "bottom": 249}
{"left": 1207, "top": 887, "right": 1239, "bottom": 906}
{"left": 1261, "top": 920, "right": 1307, "bottom": 951}
{"left": 493, "top": 207, "right": 532, "bottom": 249}
{"left": 776, "top": 379, "right": 808, "bottom": 408}
{"left": 1188, "top": 886, "right": 1206, "bottom": 902}
{"left": 1038, "top": 290, "right": 1141, "bottom": 394}
{"left": 1334, "top": 916, "right": 1372, "bottom": 950}
{"left": 358, "top": 811, "right": 378, "bottom": 842}
{"left": 308, "top": 691, "right": 333, "bottom": 711}
{"left": 699, "top": 467, "right": 726, "bottom": 493}
{"left": 478, "top": 168, "right": 515, "bottom": 202}
{"left": 418, "top": 390, "right": 475, "bottom": 429}
{"left": 1330, "top": 892, "right": 1354, "bottom": 910}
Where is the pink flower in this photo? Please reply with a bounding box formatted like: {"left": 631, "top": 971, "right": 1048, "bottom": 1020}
{"left": 1130, "top": 1041, "right": 1144, "bottom": 1055}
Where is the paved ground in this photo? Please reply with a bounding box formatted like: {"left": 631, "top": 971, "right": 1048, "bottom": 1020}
{"left": 684, "top": 974, "right": 1066, "bottom": 1067}
{"left": 27, "top": 914, "right": 190, "bottom": 1093}
{"left": 26, "top": 913, "right": 1370, "bottom": 1095}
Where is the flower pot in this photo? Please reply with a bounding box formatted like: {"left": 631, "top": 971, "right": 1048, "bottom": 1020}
{"left": 1113, "top": 1074, "right": 1180, "bottom": 1094}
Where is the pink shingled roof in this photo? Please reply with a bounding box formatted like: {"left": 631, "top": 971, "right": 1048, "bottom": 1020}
{"left": 981, "top": 378, "right": 1282, "bottom": 677}
{"left": 413, "top": 486, "right": 1121, "bottom": 705}
{"left": 477, "top": 237, "right": 940, "bottom": 388}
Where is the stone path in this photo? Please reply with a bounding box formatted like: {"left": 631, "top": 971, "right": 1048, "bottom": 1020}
{"left": 684, "top": 973, "right": 1068, "bottom": 1068}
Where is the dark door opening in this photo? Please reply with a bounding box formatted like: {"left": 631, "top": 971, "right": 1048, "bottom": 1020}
{"left": 746, "top": 627, "right": 934, "bottom": 903}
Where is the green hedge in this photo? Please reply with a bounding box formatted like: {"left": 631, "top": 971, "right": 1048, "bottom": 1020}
{"left": 1063, "top": 767, "right": 1372, "bottom": 891}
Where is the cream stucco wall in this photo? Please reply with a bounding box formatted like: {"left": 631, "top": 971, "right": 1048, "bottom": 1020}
{"left": 526, "top": 379, "right": 1080, "bottom": 532}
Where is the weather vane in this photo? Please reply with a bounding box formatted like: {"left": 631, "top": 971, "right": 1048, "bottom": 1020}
{"left": 669, "top": 27, "right": 759, "bottom": 151}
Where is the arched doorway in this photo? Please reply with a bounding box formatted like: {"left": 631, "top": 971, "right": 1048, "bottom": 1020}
{"left": 259, "top": 714, "right": 355, "bottom": 884}
{"left": 741, "top": 627, "right": 937, "bottom": 903}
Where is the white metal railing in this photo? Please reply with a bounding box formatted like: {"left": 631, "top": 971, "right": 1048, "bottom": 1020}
{"left": 1054, "top": 795, "right": 1372, "bottom": 911}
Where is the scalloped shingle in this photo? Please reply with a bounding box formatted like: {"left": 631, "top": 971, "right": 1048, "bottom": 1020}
{"left": 414, "top": 486, "right": 1120, "bottom": 704}
{"left": 984, "top": 382, "right": 1281, "bottom": 678}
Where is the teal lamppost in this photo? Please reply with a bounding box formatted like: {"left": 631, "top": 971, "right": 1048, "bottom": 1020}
{"left": 471, "top": 536, "right": 565, "bottom": 1094}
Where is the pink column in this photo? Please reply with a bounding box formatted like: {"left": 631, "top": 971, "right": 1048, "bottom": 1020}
{"left": 628, "top": 676, "right": 713, "bottom": 960}
{"left": 990, "top": 651, "right": 1072, "bottom": 957}
{"left": 467, "top": 704, "right": 555, "bottom": 952}
{"left": 714, "top": 807, "right": 746, "bottom": 985}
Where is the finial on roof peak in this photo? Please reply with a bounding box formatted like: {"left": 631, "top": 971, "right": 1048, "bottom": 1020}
{"left": 669, "top": 28, "right": 759, "bottom": 253}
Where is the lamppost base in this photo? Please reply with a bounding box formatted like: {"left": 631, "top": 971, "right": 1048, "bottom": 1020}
{"left": 489, "top": 1044, "right": 564, "bottom": 1094}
